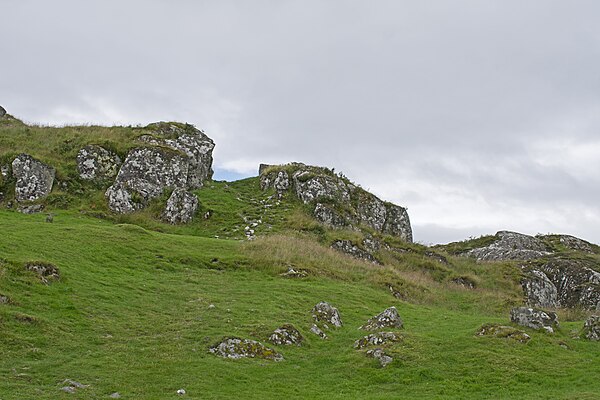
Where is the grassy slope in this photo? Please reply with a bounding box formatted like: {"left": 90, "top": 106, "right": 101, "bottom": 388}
{"left": 1, "top": 211, "right": 599, "bottom": 400}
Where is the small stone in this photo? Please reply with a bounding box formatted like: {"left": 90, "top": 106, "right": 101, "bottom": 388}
{"left": 61, "top": 386, "right": 76, "bottom": 394}
{"left": 510, "top": 307, "right": 559, "bottom": 332}
{"left": 366, "top": 348, "right": 393, "bottom": 367}
{"left": 110, "top": 392, "right": 122, "bottom": 399}
{"left": 63, "top": 379, "right": 88, "bottom": 389}
{"left": 269, "top": 324, "right": 304, "bottom": 346}
{"left": 312, "top": 301, "right": 342, "bottom": 328}
{"left": 354, "top": 332, "right": 401, "bottom": 349}
{"left": 177, "top": 388, "right": 186, "bottom": 395}
{"left": 280, "top": 267, "right": 308, "bottom": 278}
{"left": 208, "top": 304, "right": 216, "bottom": 309}
{"left": 310, "top": 324, "right": 327, "bottom": 339}
{"left": 361, "top": 307, "right": 403, "bottom": 331}
{"left": 26, "top": 261, "right": 60, "bottom": 284}
{"left": 46, "top": 214, "right": 54, "bottom": 223}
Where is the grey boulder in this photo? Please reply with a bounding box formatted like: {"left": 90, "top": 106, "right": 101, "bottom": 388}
{"left": 360, "top": 307, "right": 404, "bottom": 331}
{"left": 268, "top": 324, "right": 304, "bottom": 346}
{"left": 312, "top": 301, "right": 342, "bottom": 328}
{"left": 510, "top": 307, "right": 559, "bottom": 333}
{"left": 582, "top": 315, "right": 600, "bottom": 341}
{"left": 162, "top": 188, "right": 199, "bottom": 224}
{"left": 12, "top": 154, "right": 55, "bottom": 202}
{"left": 467, "top": 231, "right": 550, "bottom": 261}
{"left": 76, "top": 145, "right": 121, "bottom": 181}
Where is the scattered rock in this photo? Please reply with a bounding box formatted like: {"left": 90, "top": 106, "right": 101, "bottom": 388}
{"left": 45, "top": 213, "right": 54, "bottom": 223}
{"left": 269, "top": 324, "right": 304, "bottom": 346}
{"left": 366, "top": 348, "right": 393, "bottom": 367}
{"left": 0, "top": 294, "right": 10, "bottom": 304}
{"left": 354, "top": 332, "right": 401, "bottom": 349}
{"left": 312, "top": 301, "right": 342, "bottom": 328}
{"left": 451, "top": 276, "right": 476, "bottom": 289}
{"left": 331, "top": 240, "right": 381, "bottom": 264}
{"left": 76, "top": 145, "right": 122, "bottom": 181}
{"left": 582, "top": 315, "right": 600, "bottom": 341}
{"left": 17, "top": 204, "right": 45, "bottom": 214}
{"left": 106, "top": 146, "right": 189, "bottom": 213}
{"left": 60, "top": 379, "right": 88, "bottom": 394}
{"left": 360, "top": 307, "right": 403, "bottom": 331}
{"left": 162, "top": 188, "right": 199, "bottom": 224}
{"left": 12, "top": 154, "right": 55, "bottom": 202}
{"left": 209, "top": 337, "right": 283, "bottom": 361}
{"left": 467, "top": 231, "right": 550, "bottom": 261}
{"left": 510, "top": 307, "right": 559, "bottom": 333}
{"left": 109, "top": 392, "right": 122, "bottom": 399}
{"left": 61, "top": 386, "right": 76, "bottom": 394}
{"left": 476, "top": 323, "right": 531, "bottom": 343}
{"left": 176, "top": 388, "right": 186, "bottom": 395}
{"left": 521, "top": 258, "right": 600, "bottom": 310}
{"left": 280, "top": 267, "right": 308, "bottom": 278}
{"left": 208, "top": 304, "right": 216, "bottom": 309}
{"left": 310, "top": 324, "right": 328, "bottom": 339}
{"left": 25, "top": 261, "right": 60, "bottom": 284}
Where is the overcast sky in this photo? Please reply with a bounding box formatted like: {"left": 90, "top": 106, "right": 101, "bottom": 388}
{"left": 2, "top": 0, "right": 599, "bottom": 244}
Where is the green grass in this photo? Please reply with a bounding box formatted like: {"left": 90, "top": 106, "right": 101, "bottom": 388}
{"left": 1, "top": 210, "right": 599, "bottom": 399}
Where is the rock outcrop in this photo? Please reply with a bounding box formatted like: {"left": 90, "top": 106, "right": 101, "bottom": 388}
{"left": 476, "top": 323, "right": 531, "bottom": 343}
{"left": 260, "top": 163, "right": 412, "bottom": 242}
{"left": 510, "top": 307, "right": 559, "bottom": 333}
{"left": 161, "top": 188, "right": 199, "bottom": 224}
{"left": 105, "top": 147, "right": 189, "bottom": 213}
{"left": 12, "top": 154, "right": 55, "bottom": 202}
{"left": 360, "top": 307, "right": 404, "bottom": 331}
{"left": 582, "top": 315, "right": 600, "bottom": 341}
{"left": 467, "top": 231, "right": 550, "bottom": 261}
{"left": 540, "top": 234, "right": 596, "bottom": 254}
{"left": 76, "top": 145, "right": 122, "bottom": 181}
{"left": 105, "top": 122, "right": 214, "bottom": 214}
{"left": 312, "top": 301, "right": 342, "bottom": 328}
{"left": 331, "top": 240, "right": 381, "bottom": 264}
{"left": 209, "top": 337, "right": 283, "bottom": 361}
{"left": 522, "top": 258, "right": 600, "bottom": 310}
{"left": 268, "top": 324, "right": 304, "bottom": 346}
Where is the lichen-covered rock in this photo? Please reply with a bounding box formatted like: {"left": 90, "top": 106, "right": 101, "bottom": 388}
{"left": 76, "top": 145, "right": 122, "bottom": 181}
{"left": 25, "top": 261, "right": 60, "bottom": 284}
{"left": 540, "top": 234, "right": 596, "bottom": 254}
{"left": 510, "top": 307, "right": 559, "bottom": 333}
{"left": 522, "top": 269, "right": 558, "bottom": 308}
{"left": 17, "top": 204, "right": 45, "bottom": 214}
{"left": 312, "top": 301, "right": 342, "bottom": 328}
{"left": 0, "top": 105, "right": 6, "bottom": 117}
{"left": 366, "top": 348, "right": 393, "bottom": 367}
{"left": 582, "top": 315, "right": 600, "bottom": 341}
{"left": 259, "top": 163, "right": 412, "bottom": 241}
{"left": 467, "top": 231, "right": 550, "bottom": 261}
{"left": 12, "top": 154, "right": 55, "bottom": 202}
{"left": 476, "top": 323, "right": 531, "bottom": 343}
{"left": 105, "top": 147, "right": 189, "bottom": 213}
{"left": 522, "top": 258, "right": 600, "bottom": 310}
{"left": 360, "top": 307, "right": 403, "bottom": 331}
{"left": 451, "top": 276, "right": 476, "bottom": 289}
{"left": 209, "top": 337, "right": 283, "bottom": 361}
{"left": 162, "top": 188, "right": 198, "bottom": 224}
{"left": 310, "top": 324, "right": 328, "bottom": 339}
{"left": 140, "top": 122, "right": 215, "bottom": 189}
{"left": 354, "top": 332, "right": 401, "bottom": 349}
{"left": 268, "top": 324, "right": 304, "bottom": 346}
{"left": 331, "top": 240, "right": 381, "bottom": 264}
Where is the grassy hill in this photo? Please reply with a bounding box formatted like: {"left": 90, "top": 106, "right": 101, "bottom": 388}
{"left": 1, "top": 120, "right": 599, "bottom": 399}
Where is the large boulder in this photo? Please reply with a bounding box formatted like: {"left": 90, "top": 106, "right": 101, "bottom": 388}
{"left": 260, "top": 163, "right": 412, "bottom": 241}
{"left": 162, "top": 188, "right": 199, "bottom": 224}
{"left": 510, "top": 307, "right": 559, "bottom": 333}
{"left": 360, "top": 307, "right": 404, "bottom": 331}
{"left": 76, "top": 145, "right": 122, "bottom": 181}
{"left": 467, "top": 231, "right": 550, "bottom": 261}
{"left": 139, "top": 122, "right": 215, "bottom": 189}
{"left": 522, "top": 258, "right": 600, "bottom": 310}
{"left": 105, "top": 147, "right": 189, "bottom": 213}
{"left": 582, "top": 315, "right": 600, "bottom": 341}
{"left": 209, "top": 337, "right": 283, "bottom": 361}
{"left": 11, "top": 154, "right": 55, "bottom": 201}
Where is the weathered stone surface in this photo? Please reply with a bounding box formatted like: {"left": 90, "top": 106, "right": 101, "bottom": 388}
{"left": 522, "top": 258, "right": 600, "bottom": 310}
{"left": 354, "top": 332, "right": 401, "bottom": 349}
{"left": 366, "top": 348, "right": 393, "bottom": 367}
{"left": 312, "top": 301, "right": 342, "bottom": 328}
{"left": 12, "top": 154, "right": 55, "bottom": 202}
{"left": 268, "top": 324, "right": 304, "bottom": 346}
{"left": 467, "top": 231, "right": 550, "bottom": 261}
{"left": 309, "top": 324, "right": 328, "bottom": 339}
{"left": 361, "top": 307, "right": 403, "bottom": 331}
{"left": 0, "top": 105, "right": 6, "bottom": 117}
{"left": 162, "top": 188, "right": 198, "bottom": 224}
{"left": 140, "top": 122, "right": 215, "bottom": 189}
{"left": 476, "top": 323, "right": 531, "bottom": 343}
{"left": 17, "top": 204, "right": 45, "bottom": 214}
{"left": 105, "top": 147, "right": 189, "bottom": 213}
{"left": 510, "top": 307, "right": 559, "bottom": 333}
{"left": 331, "top": 240, "right": 380, "bottom": 264}
{"left": 541, "top": 234, "right": 596, "bottom": 254}
{"left": 209, "top": 337, "right": 283, "bottom": 361}
{"left": 25, "top": 261, "right": 59, "bottom": 284}
{"left": 451, "top": 276, "right": 476, "bottom": 289}
{"left": 76, "top": 145, "right": 121, "bottom": 181}
{"left": 582, "top": 315, "right": 600, "bottom": 341}
{"left": 259, "top": 163, "right": 412, "bottom": 241}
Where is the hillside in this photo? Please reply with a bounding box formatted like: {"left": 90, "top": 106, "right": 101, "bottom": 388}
{"left": 1, "top": 109, "right": 600, "bottom": 399}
